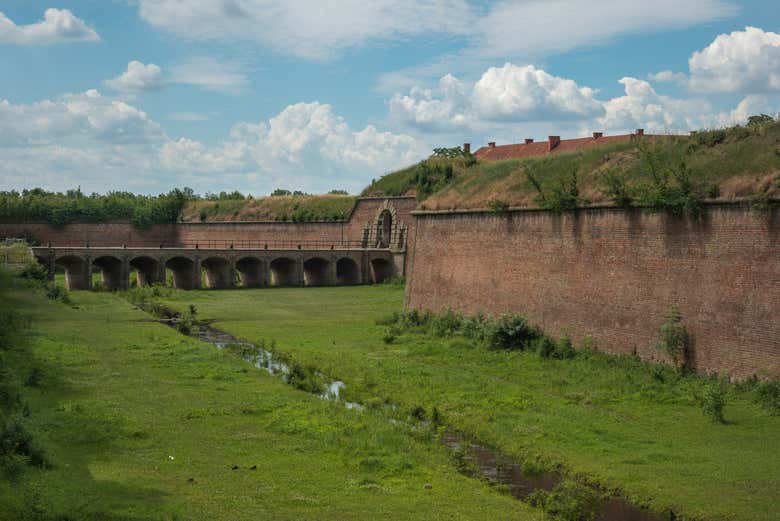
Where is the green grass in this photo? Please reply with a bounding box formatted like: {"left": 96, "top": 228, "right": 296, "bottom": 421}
{"left": 363, "top": 121, "right": 780, "bottom": 211}
{"left": 0, "top": 281, "right": 537, "bottom": 520}
{"left": 181, "top": 194, "right": 357, "bottom": 222}
{"left": 154, "top": 286, "right": 780, "bottom": 521}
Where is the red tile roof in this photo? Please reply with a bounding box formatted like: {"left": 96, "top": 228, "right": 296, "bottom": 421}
{"left": 472, "top": 132, "right": 648, "bottom": 161}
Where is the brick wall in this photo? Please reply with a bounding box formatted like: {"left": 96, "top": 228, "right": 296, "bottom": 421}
{"left": 0, "top": 196, "right": 418, "bottom": 250}
{"left": 405, "top": 204, "right": 780, "bottom": 379}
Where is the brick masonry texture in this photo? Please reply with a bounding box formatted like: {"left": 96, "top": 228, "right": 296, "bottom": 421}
{"left": 405, "top": 204, "right": 779, "bottom": 379}
{"left": 0, "top": 197, "right": 418, "bottom": 249}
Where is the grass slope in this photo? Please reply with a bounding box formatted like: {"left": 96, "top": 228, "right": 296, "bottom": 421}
{"left": 181, "top": 194, "right": 357, "bottom": 223}
{"left": 363, "top": 122, "right": 780, "bottom": 210}
{"left": 156, "top": 286, "right": 780, "bottom": 521}
{"left": 0, "top": 283, "right": 535, "bottom": 520}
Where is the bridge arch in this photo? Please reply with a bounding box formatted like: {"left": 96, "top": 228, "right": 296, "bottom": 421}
{"left": 235, "top": 256, "right": 265, "bottom": 287}
{"left": 370, "top": 257, "right": 394, "bottom": 283}
{"left": 165, "top": 256, "right": 198, "bottom": 290}
{"left": 92, "top": 255, "right": 125, "bottom": 291}
{"left": 55, "top": 255, "right": 89, "bottom": 290}
{"left": 201, "top": 256, "right": 233, "bottom": 289}
{"left": 336, "top": 257, "right": 360, "bottom": 285}
{"left": 269, "top": 257, "right": 298, "bottom": 286}
{"left": 303, "top": 257, "right": 331, "bottom": 286}
{"left": 129, "top": 256, "right": 161, "bottom": 287}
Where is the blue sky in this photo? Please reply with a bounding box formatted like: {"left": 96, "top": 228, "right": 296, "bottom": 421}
{"left": 1, "top": 1, "right": 779, "bottom": 195}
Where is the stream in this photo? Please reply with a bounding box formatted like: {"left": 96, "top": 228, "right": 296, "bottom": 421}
{"left": 151, "top": 306, "right": 671, "bottom": 521}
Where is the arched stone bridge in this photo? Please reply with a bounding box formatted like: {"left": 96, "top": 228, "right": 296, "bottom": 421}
{"left": 33, "top": 246, "right": 401, "bottom": 291}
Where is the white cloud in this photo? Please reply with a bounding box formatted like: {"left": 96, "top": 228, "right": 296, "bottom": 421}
{"left": 0, "top": 90, "right": 165, "bottom": 147}
{"left": 647, "top": 70, "right": 688, "bottom": 84}
{"left": 471, "top": 64, "right": 603, "bottom": 121}
{"left": 169, "top": 57, "right": 250, "bottom": 93}
{"left": 598, "top": 77, "right": 719, "bottom": 133}
{"left": 0, "top": 8, "right": 99, "bottom": 45}
{"left": 105, "top": 61, "right": 164, "bottom": 93}
{"left": 167, "top": 112, "right": 212, "bottom": 122}
{"left": 136, "top": 0, "right": 473, "bottom": 60}
{"left": 0, "top": 92, "right": 425, "bottom": 194}
{"left": 688, "top": 27, "right": 780, "bottom": 93}
{"left": 472, "top": 1, "right": 736, "bottom": 60}
{"left": 390, "top": 63, "right": 603, "bottom": 132}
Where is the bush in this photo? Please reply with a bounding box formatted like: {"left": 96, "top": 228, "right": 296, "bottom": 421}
{"left": 286, "top": 363, "right": 325, "bottom": 394}
{"left": 756, "top": 380, "right": 780, "bottom": 414}
{"left": 697, "top": 379, "right": 727, "bottom": 424}
{"left": 0, "top": 415, "right": 47, "bottom": 478}
{"left": 484, "top": 314, "right": 541, "bottom": 350}
{"left": 531, "top": 480, "right": 600, "bottom": 521}
{"left": 656, "top": 305, "right": 689, "bottom": 371}
{"left": 488, "top": 199, "right": 510, "bottom": 212}
{"left": 44, "top": 285, "right": 71, "bottom": 305}
{"left": 18, "top": 262, "right": 48, "bottom": 282}
{"left": 537, "top": 336, "right": 576, "bottom": 360}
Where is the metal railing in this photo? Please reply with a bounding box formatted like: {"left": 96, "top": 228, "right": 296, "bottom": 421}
{"left": 33, "top": 238, "right": 388, "bottom": 251}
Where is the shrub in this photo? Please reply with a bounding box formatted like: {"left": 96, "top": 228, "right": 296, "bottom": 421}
{"left": 483, "top": 314, "right": 541, "bottom": 350}
{"left": 602, "top": 169, "right": 632, "bottom": 208}
{"left": 697, "top": 379, "right": 727, "bottom": 424}
{"left": 656, "top": 305, "right": 690, "bottom": 371}
{"left": 286, "top": 363, "right": 325, "bottom": 394}
{"left": 0, "top": 415, "right": 47, "bottom": 478}
{"left": 19, "top": 262, "right": 48, "bottom": 282}
{"left": 488, "top": 199, "right": 510, "bottom": 212}
{"left": 536, "top": 336, "right": 576, "bottom": 360}
{"left": 756, "top": 380, "right": 780, "bottom": 414}
{"left": 44, "top": 285, "right": 71, "bottom": 305}
{"left": 535, "top": 480, "right": 600, "bottom": 521}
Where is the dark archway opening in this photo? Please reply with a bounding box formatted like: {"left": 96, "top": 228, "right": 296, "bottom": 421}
{"left": 55, "top": 255, "right": 88, "bottom": 290}
{"left": 236, "top": 257, "right": 265, "bottom": 287}
{"left": 270, "top": 258, "right": 298, "bottom": 286}
{"left": 336, "top": 258, "right": 360, "bottom": 285}
{"left": 201, "top": 257, "right": 232, "bottom": 289}
{"left": 370, "top": 258, "right": 394, "bottom": 284}
{"left": 303, "top": 257, "right": 331, "bottom": 286}
{"left": 130, "top": 256, "right": 161, "bottom": 287}
{"left": 92, "top": 256, "right": 124, "bottom": 291}
{"left": 376, "top": 209, "right": 393, "bottom": 248}
{"left": 165, "top": 257, "right": 197, "bottom": 290}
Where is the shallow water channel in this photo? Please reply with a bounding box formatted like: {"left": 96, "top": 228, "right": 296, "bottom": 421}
{"left": 152, "top": 308, "right": 670, "bottom": 521}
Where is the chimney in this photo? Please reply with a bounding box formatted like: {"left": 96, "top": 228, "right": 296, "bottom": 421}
{"left": 592, "top": 132, "right": 603, "bottom": 139}
{"left": 548, "top": 135, "right": 561, "bottom": 151}
{"left": 636, "top": 128, "right": 644, "bottom": 137}
{"left": 524, "top": 138, "right": 534, "bottom": 144}
{"left": 463, "top": 143, "right": 471, "bottom": 154}
{"left": 488, "top": 141, "right": 496, "bottom": 149}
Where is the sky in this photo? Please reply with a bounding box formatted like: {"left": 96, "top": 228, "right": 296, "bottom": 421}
{"left": 1, "top": 1, "right": 779, "bottom": 196}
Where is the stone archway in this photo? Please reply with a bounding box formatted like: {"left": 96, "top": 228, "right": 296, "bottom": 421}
{"left": 235, "top": 257, "right": 265, "bottom": 287}
{"left": 201, "top": 257, "right": 232, "bottom": 289}
{"left": 370, "top": 257, "right": 394, "bottom": 283}
{"left": 55, "top": 255, "right": 89, "bottom": 290}
{"left": 269, "top": 257, "right": 298, "bottom": 286}
{"left": 303, "top": 257, "right": 331, "bottom": 286}
{"left": 336, "top": 257, "right": 360, "bottom": 285}
{"left": 165, "top": 256, "right": 198, "bottom": 290}
{"left": 129, "top": 256, "right": 161, "bottom": 287}
{"left": 92, "top": 255, "right": 125, "bottom": 291}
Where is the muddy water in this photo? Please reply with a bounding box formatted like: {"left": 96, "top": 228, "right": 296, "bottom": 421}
{"left": 152, "top": 307, "right": 671, "bottom": 521}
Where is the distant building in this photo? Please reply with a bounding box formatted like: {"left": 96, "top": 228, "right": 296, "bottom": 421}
{"left": 466, "top": 129, "right": 648, "bottom": 161}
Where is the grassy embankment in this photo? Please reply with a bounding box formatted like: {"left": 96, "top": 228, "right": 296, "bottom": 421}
{"left": 0, "top": 278, "right": 536, "bottom": 520}
{"left": 363, "top": 121, "right": 780, "bottom": 210}
{"left": 155, "top": 286, "right": 780, "bottom": 521}
{"left": 180, "top": 194, "right": 357, "bottom": 223}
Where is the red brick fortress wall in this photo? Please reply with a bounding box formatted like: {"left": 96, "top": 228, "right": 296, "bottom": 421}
{"left": 405, "top": 203, "right": 780, "bottom": 379}
{"left": 0, "top": 196, "right": 418, "bottom": 249}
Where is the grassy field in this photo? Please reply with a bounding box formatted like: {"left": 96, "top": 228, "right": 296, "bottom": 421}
{"left": 0, "top": 280, "right": 540, "bottom": 520}
{"left": 153, "top": 286, "right": 780, "bottom": 521}
{"left": 363, "top": 121, "right": 780, "bottom": 210}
